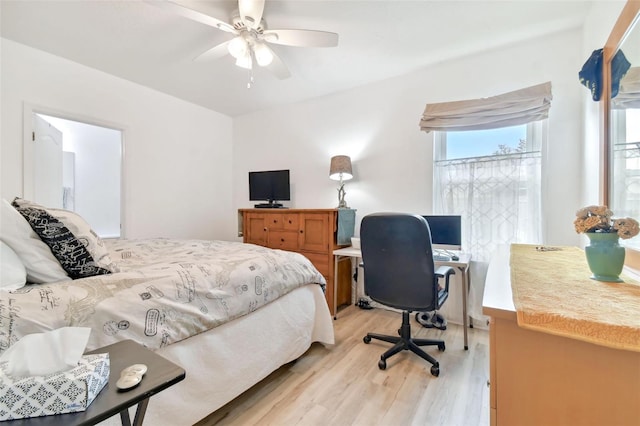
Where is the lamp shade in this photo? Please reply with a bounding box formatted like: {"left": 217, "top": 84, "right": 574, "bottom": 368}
{"left": 329, "top": 155, "right": 353, "bottom": 181}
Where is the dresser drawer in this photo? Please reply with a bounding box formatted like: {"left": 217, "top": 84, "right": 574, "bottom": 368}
{"left": 268, "top": 230, "right": 299, "bottom": 251}
{"left": 282, "top": 214, "right": 299, "bottom": 230}
{"left": 265, "top": 213, "right": 285, "bottom": 230}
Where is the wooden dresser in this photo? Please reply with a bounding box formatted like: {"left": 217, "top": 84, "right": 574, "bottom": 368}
{"left": 238, "top": 208, "right": 352, "bottom": 316}
{"left": 483, "top": 246, "right": 640, "bottom": 426}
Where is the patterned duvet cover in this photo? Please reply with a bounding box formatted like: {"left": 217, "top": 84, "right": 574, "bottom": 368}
{"left": 0, "top": 239, "right": 326, "bottom": 353}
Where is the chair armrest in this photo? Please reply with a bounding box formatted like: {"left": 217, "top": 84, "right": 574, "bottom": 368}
{"left": 435, "top": 265, "right": 455, "bottom": 279}
{"left": 434, "top": 266, "right": 455, "bottom": 308}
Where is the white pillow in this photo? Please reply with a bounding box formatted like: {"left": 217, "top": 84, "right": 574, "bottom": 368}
{"left": 0, "top": 241, "right": 27, "bottom": 291}
{"left": 12, "top": 198, "right": 118, "bottom": 273}
{"left": 0, "top": 199, "right": 70, "bottom": 283}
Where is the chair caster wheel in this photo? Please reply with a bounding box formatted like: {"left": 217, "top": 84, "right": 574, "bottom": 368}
{"left": 378, "top": 359, "right": 387, "bottom": 370}
{"left": 438, "top": 343, "right": 446, "bottom": 351}
{"left": 430, "top": 365, "right": 440, "bottom": 377}
{"left": 363, "top": 336, "right": 371, "bottom": 344}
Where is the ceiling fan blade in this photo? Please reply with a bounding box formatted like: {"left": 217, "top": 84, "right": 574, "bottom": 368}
{"left": 265, "top": 50, "right": 291, "bottom": 80}
{"left": 147, "top": 0, "right": 237, "bottom": 34}
{"left": 262, "top": 29, "right": 339, "bottom": 47}
{"left": 238, "top": 0, "right": 265, "bottom": 30}
{"left": 193, "top": 40, "right": 231, "bottom": 62}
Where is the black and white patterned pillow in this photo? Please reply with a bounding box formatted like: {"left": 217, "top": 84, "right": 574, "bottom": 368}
{"left": 12, "top": 198, "right": 118, "bottom": 273}
{"left": 13, "top": 206, "right": 111, "bottom": 279}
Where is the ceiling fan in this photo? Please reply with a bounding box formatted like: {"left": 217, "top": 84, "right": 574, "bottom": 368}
{"left": 151, "top": 0, "right": 339, "bottom": 81}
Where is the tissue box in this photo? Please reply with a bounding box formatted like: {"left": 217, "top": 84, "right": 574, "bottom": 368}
{"left": 0, "top": 353, "right": 109, "bottom": 420}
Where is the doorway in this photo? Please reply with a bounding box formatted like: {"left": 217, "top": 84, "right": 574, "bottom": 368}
{"left": 25, "top": 109, "right": 123, "bottom": 238}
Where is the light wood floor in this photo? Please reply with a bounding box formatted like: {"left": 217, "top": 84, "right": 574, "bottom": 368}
{"left": 196, "top": 305, "right": 490, "bottom": 426}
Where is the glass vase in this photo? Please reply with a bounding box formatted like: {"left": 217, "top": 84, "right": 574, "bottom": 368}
{"left": 584, "top": 232, "right": 625, "bottom": 282}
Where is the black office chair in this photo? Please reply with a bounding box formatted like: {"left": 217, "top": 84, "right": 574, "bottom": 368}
{"left": 360, "top": 213, "right": 455, "bottom": 377}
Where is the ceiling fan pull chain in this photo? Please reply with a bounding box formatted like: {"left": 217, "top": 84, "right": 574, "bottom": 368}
{"left": 247, "top": 68, "right": 254, "bottom": 89}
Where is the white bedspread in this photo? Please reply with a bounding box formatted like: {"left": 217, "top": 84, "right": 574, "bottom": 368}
{"left": 0, "top": 239, "right": 326, "bottom": 353}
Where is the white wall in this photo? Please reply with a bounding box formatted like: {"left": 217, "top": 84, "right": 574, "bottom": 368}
{"left": 1, "top": 38, "right": 235, "bottom": 240}
{"left": 234, "top": 28, "right": 585, "bottom": 247}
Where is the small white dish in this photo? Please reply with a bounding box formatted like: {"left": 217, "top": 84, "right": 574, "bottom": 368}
{"left": 122, "top": 364, "right": 147, "bottom": 376}
{"left": 117, "top": 363, "right": 147, "bottom": 391}
{"left": 116, "top": 374, "right": 142, "bottom": 390}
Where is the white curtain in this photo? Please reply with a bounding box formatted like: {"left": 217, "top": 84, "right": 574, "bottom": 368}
{"left": 434, "top": 152, "right": 542, "bottom": 324}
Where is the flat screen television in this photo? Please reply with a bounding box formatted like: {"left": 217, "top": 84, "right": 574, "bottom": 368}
{"left": 422, "top": 215, "right": 462, "bottom": 251}
{"left": 249, "top": 169, "right": 290, "bottom": 208}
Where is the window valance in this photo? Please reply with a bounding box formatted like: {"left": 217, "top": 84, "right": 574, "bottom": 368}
{"left": 419, "top": 82, "right": 552, "bottom": 133}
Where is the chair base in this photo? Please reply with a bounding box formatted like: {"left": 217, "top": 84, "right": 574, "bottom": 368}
{"left": 363, "top": 311, "right": 445, "bottom": 377}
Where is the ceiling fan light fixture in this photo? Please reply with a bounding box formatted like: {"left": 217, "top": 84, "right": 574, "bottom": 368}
{"left": 253, "top": 42, "right": 274, "bottom": 66}
{"left": 162, "top": 0, "right": 338, "bottom": 81}
{"left": 235, "top": 52, "right": 253, "bottom": 69}
{"left": 228, "top": 35, "right": 248, "bottom": 59}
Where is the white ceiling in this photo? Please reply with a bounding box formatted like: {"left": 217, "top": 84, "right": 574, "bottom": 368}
{"left": 1, "top": 0, "right": 595, "bottom": 117}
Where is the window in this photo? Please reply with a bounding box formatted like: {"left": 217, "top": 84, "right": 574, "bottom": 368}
{"left": 433, "top": 121, "right": 545, "bottom": 262}
{"left": 611, "top": 108, "right": 640, "bottom": 250}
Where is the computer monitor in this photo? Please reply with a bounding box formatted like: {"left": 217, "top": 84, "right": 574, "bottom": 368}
{"left": 422, "top": 215, "right": 462, "bottom": 251}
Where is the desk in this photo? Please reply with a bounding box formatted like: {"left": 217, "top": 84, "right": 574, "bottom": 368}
{"left": 333, "top": 247, "right": 472, "bottom": 350}
{"left": 8, "top": 340, "right": 186, "bottom": 426}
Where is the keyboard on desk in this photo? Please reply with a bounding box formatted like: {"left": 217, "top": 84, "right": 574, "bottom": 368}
{"left": 433, "top": 254, "right": 451, "bottom": 262}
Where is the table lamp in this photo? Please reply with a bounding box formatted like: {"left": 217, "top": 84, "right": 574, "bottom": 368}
{"left": 329, "top": 155, "right": 353, "bottom": 208}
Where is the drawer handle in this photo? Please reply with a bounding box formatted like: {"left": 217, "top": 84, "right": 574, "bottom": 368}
{"left": 281, "top": 238, "right": 285, "bottom": 242}
{"left": 299, "top": 230, "right": 303, "bottom": 234}
{"left": 263, "top": 228, "right": 267, "bottom": 232}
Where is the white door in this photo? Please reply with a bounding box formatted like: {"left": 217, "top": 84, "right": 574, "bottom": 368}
{"left": 33, "top": 114, "right": 63, "bottom": 208}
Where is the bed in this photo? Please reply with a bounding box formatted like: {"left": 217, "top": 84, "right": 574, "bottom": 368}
{"left": 0, "top": 199, "right": 334, "bottom": 425}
